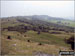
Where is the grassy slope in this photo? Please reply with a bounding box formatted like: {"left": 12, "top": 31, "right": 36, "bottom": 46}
{"left": 1, "top": 30, "right": 72, "bottom": 55}
{"left": 1, "top": 18, "right": 74, "bottom": 55}
{"left": 1, "top": 18, "right": 75, "bottom": 28}
{"left": 44, "top": 19, "right": 75, "bottom": 27}
{"left": 2, "top": 30, "right": 71, "bottom": 47}
{"left": 1, "top": 19, "right": 30, "bottom": 28}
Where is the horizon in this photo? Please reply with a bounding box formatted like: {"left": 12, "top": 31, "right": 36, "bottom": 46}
{"left": 1, "top": 1, "right": 74, "bottom": 20}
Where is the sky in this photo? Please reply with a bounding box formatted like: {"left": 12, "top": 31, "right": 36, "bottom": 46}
{"left": 0, "top": 1, "right": 74, "bottom": 19}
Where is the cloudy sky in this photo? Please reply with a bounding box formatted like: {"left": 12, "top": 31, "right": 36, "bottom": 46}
{"left": 1, "top": 1, "right": 74, "bottom": 19}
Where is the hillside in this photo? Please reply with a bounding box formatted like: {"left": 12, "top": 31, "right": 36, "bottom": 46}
{"left": 1, "top": 15, "right": 75, "bottom": 56}
{"left": 31, "top": 15, "right": 75, "bottom": 27}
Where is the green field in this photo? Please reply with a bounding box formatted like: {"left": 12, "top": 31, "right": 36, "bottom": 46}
{"left": 1, "top": 30, "right": 72, "bottom": 55}
{"left": 47, "top": 19, "right": 75, "bottom": 27}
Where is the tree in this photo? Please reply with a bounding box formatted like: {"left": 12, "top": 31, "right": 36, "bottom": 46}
{"left": 66, "top": 35, "right": 74, "bottom": 50}
{"left": 57, "top": 21, "right": 61, "bottom": 24}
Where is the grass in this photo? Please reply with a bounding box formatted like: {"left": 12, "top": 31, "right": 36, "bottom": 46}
{"left": 1, "top": 17, "right": 74, "bottom": 55}
{"left": 25, "top": 30, "right": 70, "bottom": 47}
{"left": 2, "top": 30, "right": 71, "bottom": 47}
{"left": 1, "top": 19, "right": 31, "bottom": 28}
{"left": 1, "top": 30, "right": 72, "bottom": 55}
{"left": 1, "top": 36, "right": 70, "bottom": 55}
{"left": 45, "top": 19, "right": 75, "bottom": 27}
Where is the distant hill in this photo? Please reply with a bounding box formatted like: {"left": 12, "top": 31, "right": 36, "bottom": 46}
{"left": 1, "top": 15, "right": 75, "bottom": 27}
{"left": 23, "top": 15, "right": 65, "bottom": 21}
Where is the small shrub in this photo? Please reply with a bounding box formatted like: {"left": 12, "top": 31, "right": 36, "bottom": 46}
{"left": 37, "top": 31, "right": 41, "bottom": 34}
{"left": 27, "top": 40, "right": 30, "bottom": 42}
{"left": 38, "top": 43, "right": 42, "bottom": 45}
{"left": 7, "top": 36, "right": 11, "bottom": 40}
{"left": 24, "top": 35, "right": 27, "bottom": 37}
